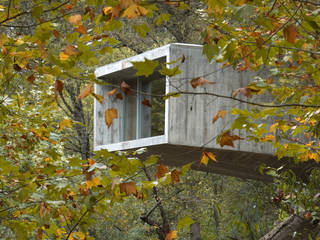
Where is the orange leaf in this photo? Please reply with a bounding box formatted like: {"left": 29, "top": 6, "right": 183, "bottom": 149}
{"left": 122, "top": 4, "right": 148, "bottom": 19}
{"left": 76, "top": 83, "right": 93, "bottom": 102}
{"left": 171, "top": 169, "right": 180, "bottom": 185}
{"left": 57, "top": 169, "right": 64, "bottom": 175}
{"left": 59, "top": 52, "right": 69, "bottom": 61}
{"left": 59, "top": 119, "right": 72, "bottom": 131}
{"left": 156, "top": 163, "right": 168, "bottom": 179}
{"left": 212, "top": 110, "right": 226, "bottom": 123}
{"left": 121, "top": 81, "right": 131, "bottom": 95}
{"left": 256, "top": 37, "right": 264, "bottom": 49}
{"left": 305, "top": 211, "right": 312, "bottom": 221}
{"left": 103, "top": 6, "right": 113, "bottom": 16}
{"left": 105, "top": 108, "right": 118, "bottom": 128}
{"left": 200, "top": 152, "right": 209, "bottom": 165}
{"left": 55, "top": 79, "right": 64, "bottom": 95}
{"left": 283, "top": 24, "right": 298, "bottom": 44}
{"left": 75, "top": 25, "right": 86, "bottom": 34}
{"left": 27, "top": 74, "right": 35, "bottom": 84}
{"left": 142, "top": 98, "right": 152, "bottom": 107}
{"left": 108, "top": 88, "right": 117, "bottom": 96}
{"left": 53, "top": 29, "right": 60, "bottom": 38}
{"left": 206, "top": 152, "right": 217, "bottom": 162}
{"left": 91, "top": 93, "right": 104, "bottom": 103}
{"left": 190, "top": 77, "right": 215, "bottom": 88}
{"left": 166, "top": 230, "right": 177, "bottom": 240}
{"left": 64, "top": 45, "right": 78, "bottom": 56}
{"left": 119, "top": 182, "right": 137, "bottom": 196}
{"left": 219, "top": 131, "right": 243, "bottom": 148}
{"left": 68, "top": 14, "right": 82, "bottom": 25}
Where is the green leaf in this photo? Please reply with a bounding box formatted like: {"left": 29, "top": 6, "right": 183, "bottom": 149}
{"left": 177, "top": 216, "right": 194, "bottom": 230}
{"left": 155, "top": 13, "right": 170, "bottom": 26}
{"left": 103, "top": 20, "right": 124, "bottom": 31}
{"left": 203, "top": 43, "right": 219, "bottom": 61}
{"left": 133, "top": 24, "right": 150, "bottom": 38}
{"left": 180, "top": 162, "right": 192, "bottom": 175}
{"left": 131, "top": 58, "right": 159, "bottom": 77}
{"left": 163, "top": 92, "right": 181, "bottom": 100}
{"left": 159, "top": 65, "right": 181, "bottom": 76}
{"left": 144, "top": 155, "right": 158, "bottom": 166}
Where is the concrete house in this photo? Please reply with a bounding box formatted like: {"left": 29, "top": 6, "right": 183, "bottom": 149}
{"left": 94, "top": 43, "right": 295, "bottom": 181}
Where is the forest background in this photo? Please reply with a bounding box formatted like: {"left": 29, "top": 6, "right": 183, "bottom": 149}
{"left": 0, "top": 0, "right": 320, "bottom": 239}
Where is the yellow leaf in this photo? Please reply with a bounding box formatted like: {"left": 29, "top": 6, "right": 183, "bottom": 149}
{"left": 76, "top": 83, "right": 93, "bottom": 102}
{"left": 200, "top": 152, "right": 209, "bottom": 165}
{"left": 166, "top": 230, "right": 177, "bottom": 240}
{"left": 68, "top": 14, "right": 82, "bottom": 26}
{"left": 59, "top": 52, "right": 69, "bottom": 61}
{"left": 107, "top": 88, "right": 117, "bottom": 96}
{"left": 206, "top": 152, "right": 217, "bottom": 162}
{"left": 59, "top": 119, "right": 72, "bottom": 132}
{"left": 122, "top": 4, "right": 148, "bottom": 19}
{"left": 68, "top": 232, "right": 85, "bottom": 240}
{"left": 105, "top": 108, "right": 118, "bottom": 128}
{"left": 270, "top": 122, "right": 278, "bottom": 133}
{"left": 86, "top": 177, "right": 100, "bottom": 189}
{"left": 262, "top": 134, "right": 275, "bottom": 142}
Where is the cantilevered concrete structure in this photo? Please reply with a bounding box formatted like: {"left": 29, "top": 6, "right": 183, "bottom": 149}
{"left": 94, "top": 43, "right": 308, "bottom": 182}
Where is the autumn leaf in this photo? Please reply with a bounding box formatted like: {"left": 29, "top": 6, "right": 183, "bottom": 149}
{"left": 107, "top": 88, "right": 117, "bottom": 96}
{"left": 68, "top": 14, "right": 82, "bottom": 25}
{"left": 122, "top": 4, "right": 148, "bottom": 19}
{"left": 91, "top": 93, "right": 104, "bottom": 103}
{"left": 121, "top": 81, "right": 131, "bottom": 95}
{"left": 120, "top": 182, "right": 137, "bottom": 196}
{"left": 256, "top": 37, "right": 264, "bottom": 49}
{"left": 76, "top": 83, "right": 93, "bottom": 102}
{"left": 142, "top": 98, "right": 152, "bottom": 107}
{"left": 55, "top": 79, "right": 64, "bottom": 95}
{"left": 116, "top": 93, "right": 123, "bottom": 100}
{"left": 200, "top": 152, "right": 216, "bottom": 166}
{"left": 64, "top": 45, "right": 78, "bottom": 56}
{"left": 166, "top": 230, "right": 177, "bottom": 240}
{"left": 219, "top": 131, "right": 243, "bottom": 148}
{"left": 305, "top": 211, "right": 312, "bottom": 221}
{"left": 105, "top": 108, "right": 118, "bottom": 128}
{"left": 283, "top": 24, "right": 298, "bottom": 44}
{"left": 86, "top": 176, "right": 100, "bottom": 189}
{"left": 103, "top": 6, "right": 113, "bottom": 16}
{"left": 27, "top": 74, "right": 35, "bottom": 84}
{"left": 156, "top": 163, "right": 168, "bottom": 179}
{"left": 232, "top": 87, "right": 252, "bottom": 98}
{"left": 59, "top": 119, "right": 72, "bottom": 132}
{"left": 75, "top": 25, "right": 86, "bottom": 34}
{"left": 190, "top": 77, "right": 215, "bottom": 88}
{"left": 39, "top": 202, "right": 51, "bottom": 218}
{"left": 171, "top": 169, "right": 180, "bottom": 185}
{"left": 59, "top": 52, "right": 69, "bottom": 61}
{"left": 212, "top": 110, "right": 227, "bottom": 123}
{"left": 53, "top": 29, "right": 60, "bottom": 38}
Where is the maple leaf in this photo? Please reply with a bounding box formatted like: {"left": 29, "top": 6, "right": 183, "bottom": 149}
{"left": 190, "top": 77, "right": 215, "bottom": 88}
{"left": 156, "top": 163, "right": 168, "bottom": 179}
{"left": 120, "top": 182, "right": 137, "bottom": 196}
{"left": 58, "top": 119, "right": 72, "bottom": 132}
{"left": 53, "top": 29, "right": 60, "bottom": 38}
{"left": 232, "top": 87, "right": 252, "bottom": 98}
{"left": 171, "top": 169, "right": 180, "bottom": 185}
{"left": 121, "top": 81, "right": 131, "bottom": 95}
{"left": 55, "top": 79, "right": 64, "bottom": 95}
{"left": 107, "top": 88, "right": 117, "bottom": 96}
{"left": 86, "top": 177, "right": 100, "bottom": 189}
{"left": 166, "top": 230, "right": 177, "bottom": 240}
{"left": 283, "top": 24, "right": 298, "bottom": 44}
{"left": 212, "top": 110, "right": 227, "bottom": 123}
{"left": 122, "top": 4, "right": 148, "bottom": 19}
{"left": 112, "top": 177, "right": 121, "bottom": 190}
{"left": 27, "top": 74, "right": 35, "bottom": 84}
{"left": 200, "top": 152, "right": 217, "bottom": 166}
{"left": 39, "top": 202, "right": 51, "bottom": 218}
{"left": 75, "top": 25, "right": 86, "bottom": 34}
{"left": 76, "top": 83, "right": 93, "bottom": 102}
{"left": 142, "top": 98, "right": 152, "bottom": 107}
{"left": 59, "top": 52, "right": 69, "bottom": 61}
{"left": 64, "top": 45, "right": 78, "bottom": 56}
{"left": 219, "top": 131, "right": 243, "bottom": 148}
{"left": 256, "top": 37, "right": 264, "bottom": 49}
{"left": 91, "top": 93, "right": 104, "bottom": 103}
{"left": 68, "top": 14, "right": 82, "bottom": 26}
{"left": 105, "top": 108, "right": 118, "bottom": 128}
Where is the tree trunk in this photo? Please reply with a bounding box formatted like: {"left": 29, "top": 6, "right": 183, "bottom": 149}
{"left": 260, "top": 213, "right": 320, "bottom": 240}
{"left": 190, "top": 222, "right": 201, "bottom": 240}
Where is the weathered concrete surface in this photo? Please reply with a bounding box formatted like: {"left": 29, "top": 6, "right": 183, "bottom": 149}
{"left": 94, "top": 43, "right": 309, "bottom": 181}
